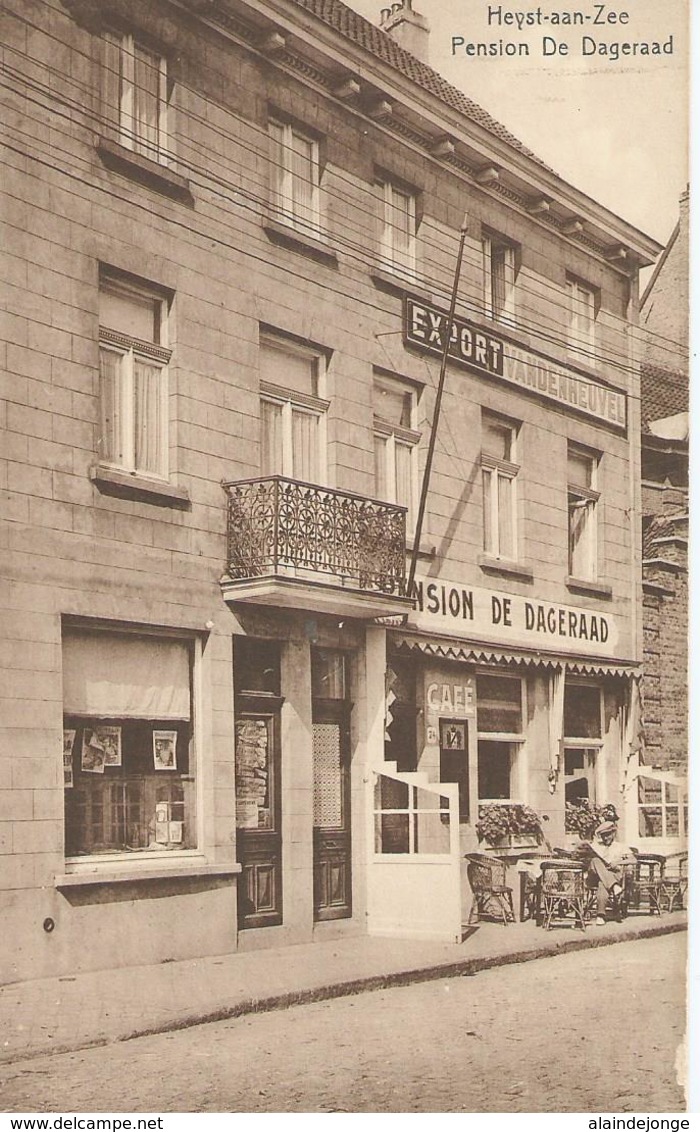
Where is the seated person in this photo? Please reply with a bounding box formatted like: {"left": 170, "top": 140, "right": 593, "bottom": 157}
{"left": 581, "top": 820, "right": 635, "bottom": 925}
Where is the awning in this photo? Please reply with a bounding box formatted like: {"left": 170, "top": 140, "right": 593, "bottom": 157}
{"left": 388, "top": 630, "right": 640, "bottom": 678}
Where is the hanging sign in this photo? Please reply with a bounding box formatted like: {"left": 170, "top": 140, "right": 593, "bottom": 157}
{"left": 403, "top": 297, "right": 627, "bottom": 430}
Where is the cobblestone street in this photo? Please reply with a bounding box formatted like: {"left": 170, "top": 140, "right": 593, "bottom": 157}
{"left": 0, "top": 933, "right": 686, "bottom": 1113}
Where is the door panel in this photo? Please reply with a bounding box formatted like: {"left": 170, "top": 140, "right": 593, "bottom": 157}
{"left": 235, "top": 705, "right": 282, "bottom": 929}
{"left": 312, "top": 704, "right": 351, "bottom": 921}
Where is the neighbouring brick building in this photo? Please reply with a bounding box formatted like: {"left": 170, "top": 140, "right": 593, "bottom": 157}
{"left": 632, "top": 191, "right": 689, "bottom": 851}
{"left": 1, "top": 0, "right": 661, "bottom": 981}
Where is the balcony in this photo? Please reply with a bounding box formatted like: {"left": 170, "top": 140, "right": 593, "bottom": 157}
{"left": 221, "top": 476, "right": 412, "bottom": 619}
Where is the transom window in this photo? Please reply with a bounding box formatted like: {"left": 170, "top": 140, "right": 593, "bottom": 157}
{"left": 568, "top": 443, "right": 600, "bottom": 580}
{"left": 260, "top": 335, "right": 328, "bottom": 484}
{"left": 379, "top": 181, "right": 416, "bottom": 276}
{"left": 103, "top": 32, "right": 168, "bottom": 164}
{"left": 483, "top": 233, "right": 517, "bottom": 323}
{"left": 481, "top": 413, "right": 519, "bottom": 560}
{"left": 62, "top": 627, "right": 196, "bottom": 858}
{"left": 373, "top": 374, "right": 420, "bottom": 529}
{"left": 269, "top": 119, "right": 320, "bottom": 233}
{"left": 98, "top": 275, "right": 171, "bottom": 479}
{"left": 567, "top": 278, "right": 597, "bottom": 359}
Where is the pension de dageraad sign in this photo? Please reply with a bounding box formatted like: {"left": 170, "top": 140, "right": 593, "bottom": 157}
{"left": 403, "top": 297, "right": 627, "bottom": 430}
{"left": 409, "top": 576, "right": 620, "bottom": 660}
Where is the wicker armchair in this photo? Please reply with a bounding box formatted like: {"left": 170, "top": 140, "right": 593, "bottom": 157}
{"left": 659, "top": 852, "right": 688, "bottom": 913}
{"left": 465, "top": 853, "right": 515, "bottom": 926}
{"left": 628, "top": 853, "right": 665, "bottom": 915}
{"left": 540, "top": 860, "right": 587, "bottom": 931}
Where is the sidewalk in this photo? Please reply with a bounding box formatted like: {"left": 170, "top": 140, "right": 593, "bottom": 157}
{"left": 0, "top": 912, "right": 686, "bottom": 1065}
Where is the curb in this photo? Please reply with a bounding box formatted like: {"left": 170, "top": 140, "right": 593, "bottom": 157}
{"left": 1, "top": 918, "right": 686, "bottom": 1066}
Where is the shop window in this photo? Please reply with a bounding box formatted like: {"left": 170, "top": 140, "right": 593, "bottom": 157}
{"left": 379, "top": 180, "right": 417, "bottom": 276}
{"left": 481, "top": 412, "right": 519, "bottom": 560}
{"left": 564, "top": 746, "right": 598, "bottom": 803}
{"left": 269, "top": 119, "right": 320, "bottom": 233}
{"left": 568, "top": 444, "right": 600, "bottom": 580}
{"left": 476, "top": 673, "right": 524, "bottom": 802}
{"left": 374, "top": 774, "right": 451, "bottom": 855}
{"left": 62, "top": 628, "right": 195, "bottom": 857}
{"left": 477, "top": 740, "right": 513, "bottom": 800}
{"left": 259, "top": 335, "right": 329, "bottom": 484}
{"left": 638, "top": 776, "right": 684, "bottom": 839}
{"left": 98, "top": 274, "right": 171, "bottom": 479}
{"left": 373, "top": 374, "right": 421, "bottom": 530}
{"left": 567, "top": 277, "right": 597, "bottom": 360}
{"left": 103, "top": 32, "right": 169, "bottom": 164}
{"left": 483, "top": 233, "right": 518, "bottom": 323}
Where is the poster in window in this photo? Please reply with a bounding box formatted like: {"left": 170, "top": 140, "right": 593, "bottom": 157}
{"left": 95, "top": 725, "right": 121, "bottom": 767}
{"left": 235, "top": 719, "right": 270, "bottom": 830}
{"left": 153, "top": 730, "right": 177, "bottom": 770}
{"left": 440, "top": 720, "right": 466, "bottom": 751}
{"left": 81, "top": 729, "right": 106, "bottom": 774}
{"left": 63, "top": 729, "right": 76, "bottom": 788}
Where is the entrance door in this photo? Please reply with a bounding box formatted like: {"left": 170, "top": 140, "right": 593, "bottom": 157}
{"left": 312, "top": 650, "right": 352, "bottom": 921}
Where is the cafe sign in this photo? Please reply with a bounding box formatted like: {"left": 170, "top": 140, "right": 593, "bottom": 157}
{"left": 409, "top": 575, "right": 621, "bottom": 659}
{"left": 403, "top": 298, "right": 627, "bottom": 431}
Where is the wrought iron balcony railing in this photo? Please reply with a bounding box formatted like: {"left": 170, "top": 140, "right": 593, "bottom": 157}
{"left": 223, "top": 476, "right": 407, "bottom": 597}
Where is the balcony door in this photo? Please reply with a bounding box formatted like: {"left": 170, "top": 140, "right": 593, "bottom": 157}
{"left": 312, "top": 649, "right": 352, "bottom": 921}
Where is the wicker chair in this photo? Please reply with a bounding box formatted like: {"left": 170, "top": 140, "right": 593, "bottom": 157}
{"left": 659, "top": 853, "right": 688, "bottom": 913}
{"left": 465, "top": 853, "right": 515, "bottom": 926}
{"left": 628, "top": 853, "right": 665, "bottom": 915}
{"left": 540, "top": 860, "right": 587, "bottom": 931}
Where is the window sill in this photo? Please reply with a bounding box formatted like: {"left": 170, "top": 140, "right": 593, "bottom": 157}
{"left": 406, "top": 538, "right": 436, "bottom": 561}
{"left": 55, "top": 860, "right": 241, "bottom": 889}
{"left": 478, "top": 555, "right": 533, "bottom": 582}
{"left": 90, "top": 464, "right": 191, "bottom": 509}
{"left": 96, "top": 138, "right": 195, "bottom": 206}
{"left": 566, "top": 576, "right": 613, "bottom": 599}
{"left": 370, "top": 269, "right": 434, "bottom": 305}
{"left": 262, "top": 217, "right": 339, "bottom": 268}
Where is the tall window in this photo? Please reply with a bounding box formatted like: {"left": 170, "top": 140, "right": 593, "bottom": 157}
{"left": 483, "top": 234, "right": 517, "bottom": 323}
{"left": 567, "top": 278, "right": 597, "bottom": 359}
{"left": 373, "top": 375, "right": 420, "bottom": 529}
{"left": 269, "top": 119, "right": 320, "bottom": 233}
{"left": 563, "top": 681, "right": 602, "bottom": 804}
{"left": 62, "top": 627, "right": 196, "bottom": 857}
{"left": 103, "top": 32, "right": 168, "bottom": 164}
{"left": 260, "top": 335, "right": 328, "bottom": 483}
{"left": 98, "top": 275, "right": 171, "bottom": 479}
{"left": 380, "top": 181, "right": 416, "bottom": 276}
{"left": 476, "top": 673, "right": 524, "bottom": 800}
{"left": 568, "top": 444, "right": 599, "bottom": 580}
{"left": 481, "top": 413, "right": 519, "bottom": 560}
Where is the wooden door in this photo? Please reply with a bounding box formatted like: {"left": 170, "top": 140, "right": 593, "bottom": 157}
{"left": 235, "top": 699, "right": 283, "bottom": 929}
{"left": 312, "top": 699, "right": 352, "bottom": 921}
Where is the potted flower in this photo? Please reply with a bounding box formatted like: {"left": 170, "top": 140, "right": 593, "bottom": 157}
{"left": 476, "top": 803, "right": 545, "bottom": 848}
{"left": 565, "top": 799, "right": 619, "bottom": 841}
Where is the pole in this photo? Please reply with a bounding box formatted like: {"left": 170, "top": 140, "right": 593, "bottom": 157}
{"left": 406, "top": 213, "right": 469, "bottom": 598}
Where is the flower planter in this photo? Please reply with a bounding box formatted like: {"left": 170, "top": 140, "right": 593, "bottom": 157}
{"left": 486, "top": 833, "right": 540, "bottom": 851}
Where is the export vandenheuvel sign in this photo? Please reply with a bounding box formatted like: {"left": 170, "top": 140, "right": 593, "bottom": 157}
{"left": 403, "top": 297, "right": 627, "bottom": 431}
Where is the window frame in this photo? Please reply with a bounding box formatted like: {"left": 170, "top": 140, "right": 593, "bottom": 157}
{"left": 481, "top": 412, "right": 520, "bottom": 562}
{"left": 637, "top": 773, "right": 686, "bottom": 840}
{"left": 259, "top": 335, "right": 329, "bottom": 484}
{"left": 566, "top": 277, "right": 597, "bottom": 360}
{"left": 567, "top": 442, "right": 600, "bottom": 581}
{"left": 482, "top": 232, "right": 517, "bottom": 324}
{"left": 98, "top": 275, "right": 172, "bottom": 481}
{"left": 379, "top": 179, "right": 417, "bottom": 278}
{"left": 476, "top": 671, "right": 526, "bottom": 803}
{"left": 373, "top": 373, "right": 421, "bottom": 530}
{"left": 104, "top": 31, "right": 169, "bottom": 165}
{"left": 62, "top": 625, "right": 201, "bottom": 866}
{"left": 268, "top": 117, "right": 321, "bottom": 235}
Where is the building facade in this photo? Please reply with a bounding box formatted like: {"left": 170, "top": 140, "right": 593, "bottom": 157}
{"left": 633, "top": 191, "right": 689, "bottom": 854}
{"left": 1, "top": 0, "right": 661, "bottom": 981}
